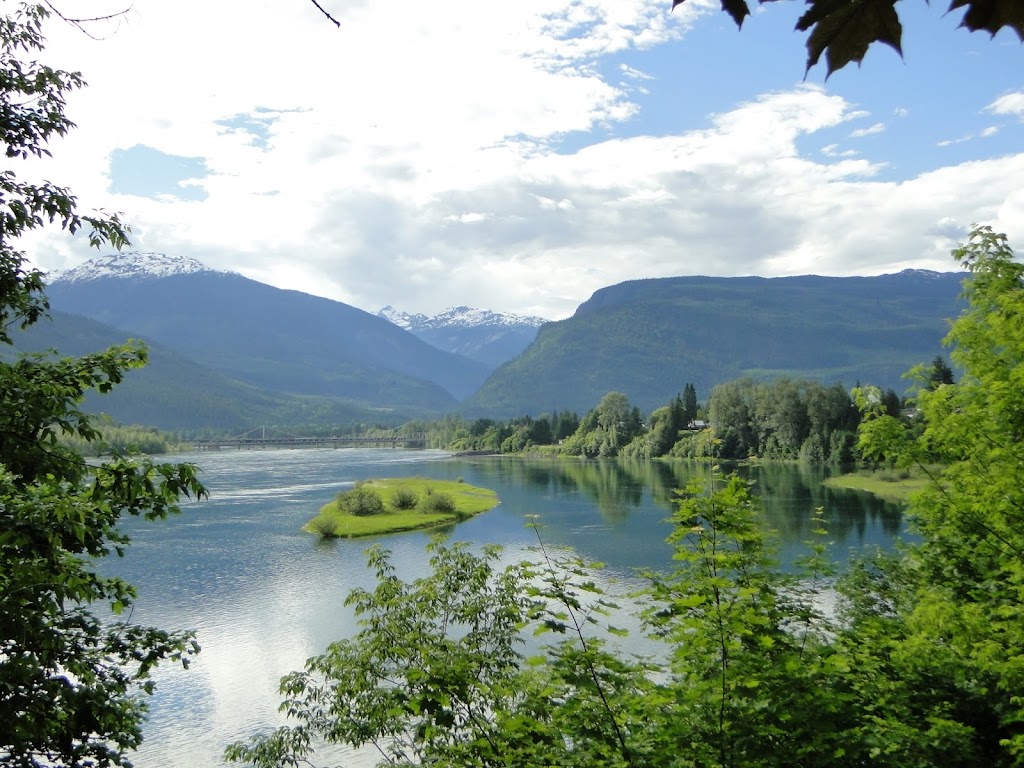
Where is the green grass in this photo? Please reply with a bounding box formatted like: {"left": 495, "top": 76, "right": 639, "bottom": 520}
{"left": 822, "top": 467, "right": 936, "bottom": 504}
{"left": 306, "top": 477, "right": 499, "bottom": 538}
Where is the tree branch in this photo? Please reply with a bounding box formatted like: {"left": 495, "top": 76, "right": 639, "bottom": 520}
{"left": 42, "top": 2, "right": 133, "bottom": 40}
{"left": 307, "top": 0, "right": 341, "bottom": 27}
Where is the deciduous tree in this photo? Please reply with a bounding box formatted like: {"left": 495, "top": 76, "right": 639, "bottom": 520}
{"left": 1, "top": 5, "right": 206, "bottom": 766}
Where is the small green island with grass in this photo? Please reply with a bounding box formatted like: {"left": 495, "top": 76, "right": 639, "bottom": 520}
{"left": 306, "top": 477, "right": 500, "bottom": 538}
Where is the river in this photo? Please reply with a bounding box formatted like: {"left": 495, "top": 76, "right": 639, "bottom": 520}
{"left": 103, "top": 448, "right": 903, "bottom": 767}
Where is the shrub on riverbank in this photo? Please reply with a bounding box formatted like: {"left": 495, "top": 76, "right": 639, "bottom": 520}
{"left": 420, "top": 491, "right": 457, "bottom": 515}
{"left": 337, "top": 485, "right": 385, "bottom": 516}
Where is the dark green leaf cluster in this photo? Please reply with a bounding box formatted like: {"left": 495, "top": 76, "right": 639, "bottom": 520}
{"left": 673, "top": 0, "right": 1023, "bottom": 77}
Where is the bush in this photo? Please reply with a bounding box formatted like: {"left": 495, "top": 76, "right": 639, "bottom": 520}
{"left": 420, "top": 492, "right": 456, "bottom": 515}
{"left": 338, "top": 486, "right": 385, "bottom": 517}
{"left": 391, "top": 489, "right": 419, "bottom": 510}
{"left": 308, "top": 516, "right": 338, "bottom": 538}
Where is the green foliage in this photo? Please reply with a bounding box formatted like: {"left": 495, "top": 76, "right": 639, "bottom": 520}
{"left": 707, "top": 378, "right": 859, "bottom": 462}
{"left": 391, "top": 488, "right": 419, "bottom": 509}
{"left": 562, "top": 391, "right": 645, "bottom": 458}
{"left": 927, "top": 354, "right": 955, "bottom": 389}
{"left": 337, "top": 485, "right": 386, "bottom": 516}
{"left": 846, "top": 226, "right": 1024, "bottom": 763}
{"left": 419, "top": 491, "right": 457, "bottom": 515}
{"left": 673, "top": 0, "right": 1023, "bottom": 78}
{"left": 0, "top": 9, "right": 207, "bottom": 765}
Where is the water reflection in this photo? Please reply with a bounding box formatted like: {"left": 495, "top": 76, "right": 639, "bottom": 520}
{"left": 457, "top": 457, "right": 904, "bottom": 572}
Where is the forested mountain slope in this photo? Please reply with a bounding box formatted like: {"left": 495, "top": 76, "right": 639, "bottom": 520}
{"left": 8, "top": 311, "right": 417, "bottom": 432}
{"left": 464, "top": 270, "right": 965, "bottom": 416}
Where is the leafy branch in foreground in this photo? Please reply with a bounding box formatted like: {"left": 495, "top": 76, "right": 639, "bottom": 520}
{"left": 672, "top": 0, "right": 1023, "bottom": 78}
{"left": 2, "top": 4, "right": 207, "bottom": 765}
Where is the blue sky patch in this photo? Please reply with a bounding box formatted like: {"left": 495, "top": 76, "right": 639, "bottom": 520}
{"left": 108, "top": 144, "right": 209, "bottom": 202}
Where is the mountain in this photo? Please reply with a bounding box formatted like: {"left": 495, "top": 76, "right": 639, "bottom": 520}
{"left": 46, "top": 252, "right": 491, "bottom": 411}
{"left": 462, "top": 270, "right": 968, "bottom": 418}
{"left": 377, "top": 305, "right": 548, "bottom": 368}
{"left": 6, "top": 310, "right": 420, "bottom": 432}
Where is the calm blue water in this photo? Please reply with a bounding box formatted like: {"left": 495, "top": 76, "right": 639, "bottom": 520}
{"left": 103, "top": 448, "right": 903, "bottom": 767}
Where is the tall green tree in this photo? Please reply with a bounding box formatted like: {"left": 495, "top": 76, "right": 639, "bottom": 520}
{"left": 1, "top": 5, "right": 206, "bottom": 766}
{"left": 927, "top": 354, "right": 955, "bottom": 389}
{"left": 682, "top": 382, "right": 698, "bottom": 424}
{"left": 849, "top": 226, "right": 1024, "bottom": 763}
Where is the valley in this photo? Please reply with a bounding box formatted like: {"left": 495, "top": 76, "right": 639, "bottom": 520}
{"left": 17, "top": 251, "right": 966, "bottom": 435}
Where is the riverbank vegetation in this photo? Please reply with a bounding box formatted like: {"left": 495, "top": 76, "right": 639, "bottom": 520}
{"left": 306, "top": 477, "right": 499, "bottom": 537}
{"left": 229, "top": 226, "right": 1024, "bottom": 767}
{"left": 57, "top": 415, "right": 190, "bottom": 455}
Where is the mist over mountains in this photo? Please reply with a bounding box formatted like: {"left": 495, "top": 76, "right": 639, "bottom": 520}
{"left": 14, "top": 251, "right": 968, "bottom": 431}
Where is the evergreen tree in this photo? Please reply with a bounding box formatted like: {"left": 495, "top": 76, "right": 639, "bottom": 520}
{"left": 682, "top": 382, "right": 698, "bottom": 424}
{"left": 927, "top": 354, "right": 955, "bottom": 389}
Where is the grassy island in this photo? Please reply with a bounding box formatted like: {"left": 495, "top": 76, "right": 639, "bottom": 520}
{"left": 306, "top": 477, "right": 499, "bottom": 538}
{"left": 822, "top": 467, "right": 935, "bottom": 504}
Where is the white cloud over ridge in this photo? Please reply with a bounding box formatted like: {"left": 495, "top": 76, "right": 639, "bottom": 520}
{"left": 22, "top": 0, "right": 1024, "bottom": 320}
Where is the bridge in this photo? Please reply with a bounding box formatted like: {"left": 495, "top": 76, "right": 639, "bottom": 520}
{"left": 192, "top": 427, "right": 427, "bottom": 451}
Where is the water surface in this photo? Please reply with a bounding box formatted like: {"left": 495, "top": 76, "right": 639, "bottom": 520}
{"left": 104, "top": 448, "right": 903, "bottom": 766}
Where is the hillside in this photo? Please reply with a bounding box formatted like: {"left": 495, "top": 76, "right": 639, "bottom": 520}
{"left": 46, "top": 253, "right": 490, "bottom": 408}
{"left": 8, "top": 311, "right": 421, "bottom": 432}
{"left": 463, "top": 270, "right": 966, "bottom": 417}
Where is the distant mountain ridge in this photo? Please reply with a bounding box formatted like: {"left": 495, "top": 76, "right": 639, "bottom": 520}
{"left": 38, "top": 253, "right": 972, "bottom": 429}
{"left": 377, "top": 305, "right": 548, "bottom": 368}
{"left": 46, "top": 252, "right": 490, "bottom": 413}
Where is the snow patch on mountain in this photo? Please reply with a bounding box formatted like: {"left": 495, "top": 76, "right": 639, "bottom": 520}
{"left": 48, "top": 252, "right": 235, "bottom": 284}
{"left": 377, "top": 305, "right": 548, "bottom": 331}
{"left": 377, "top": 305, "right": 429, "bottom": 331}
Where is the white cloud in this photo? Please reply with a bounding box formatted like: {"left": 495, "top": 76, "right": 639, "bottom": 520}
{"left": 987, "top": 91, "right": 1024, "bottom": 117}
{"left": 17, "top": 0, "right": 1024, "bottom": 321}
{"left": 849, "top": 122, "right": 885, "bottom": 138}
{"left": 619, "top": 63, "right": 654, "bottom": 81}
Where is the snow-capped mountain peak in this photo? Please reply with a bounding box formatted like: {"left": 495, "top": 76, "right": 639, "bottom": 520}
{"left": 48, "top": 251, "right": 234, "bottom": 284}
{"left": 377, "top": 305, "right": 429, "bottom": 331}
{"left": 376, "top": 305, "right": 549, "bottom": 367}
{"left": 378, "top": 305, "right": 548, "bottom": 331}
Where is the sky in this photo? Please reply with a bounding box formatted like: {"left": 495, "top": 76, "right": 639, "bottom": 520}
{"left": 18, "top": 0, "right": 1024, "bottom": 320}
